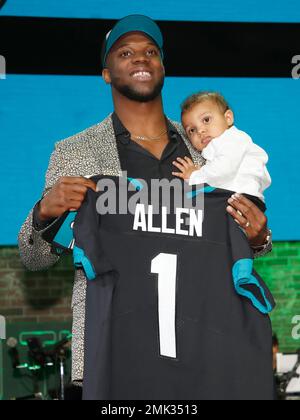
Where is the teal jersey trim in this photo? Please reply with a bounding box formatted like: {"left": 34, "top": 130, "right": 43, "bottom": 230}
{"left": 232, "top": 259, "right": 273, "bottom": 314}
{"left": 127, "top": 177, "right": 144, "bottom": 192}
{"left": 73, "top": 246, "right": 97, "bottom": 281}
{"left": 53, "top": 211, "right": 77, "bottom": 249}
{"left": 187, "top": 186, "right": 216, "bottom": 199}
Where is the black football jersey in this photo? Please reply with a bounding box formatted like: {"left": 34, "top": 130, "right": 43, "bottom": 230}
{"left": 70, "top": 175, "right": 275, "bottom": 400}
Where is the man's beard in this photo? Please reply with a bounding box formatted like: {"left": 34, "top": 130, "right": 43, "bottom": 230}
{"left": 112, "top": 76, "right": 164, "bottom": 103}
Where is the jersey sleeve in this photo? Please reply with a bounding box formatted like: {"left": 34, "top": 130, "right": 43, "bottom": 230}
{"left": 228, "top": 214, "right": 275, "bottom": 314}
{"left": 73, "top": 188, "right": 114, "bottom": 281}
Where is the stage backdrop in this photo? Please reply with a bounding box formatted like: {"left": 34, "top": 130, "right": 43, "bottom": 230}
{"left": 0, "top": 1, "right": 300, "bottom": 244}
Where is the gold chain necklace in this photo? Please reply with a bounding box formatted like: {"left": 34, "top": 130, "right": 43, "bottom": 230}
{"left": 131, "top": 128, "right": 168, "bottom": 142}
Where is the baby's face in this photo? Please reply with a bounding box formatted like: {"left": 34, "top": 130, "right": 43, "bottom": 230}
{"left": 182, "top": 100, "right": 234, "bottom": 152}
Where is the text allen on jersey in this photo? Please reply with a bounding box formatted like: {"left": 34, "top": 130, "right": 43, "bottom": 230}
{"left": 133, "top": 204, "right": 204, "bottom": 237}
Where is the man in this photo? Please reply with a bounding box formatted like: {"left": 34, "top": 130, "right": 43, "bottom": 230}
{"left": 18, "top": 15, "right": 272, "bottom": 397}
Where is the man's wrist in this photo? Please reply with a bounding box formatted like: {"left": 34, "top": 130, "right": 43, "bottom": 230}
{"left": 38, "top": 199, "right": 51, "bottom": 222}
{"left": 251, "top": 228, "right": 272, "bottom": 251}
{"left": 33, "top": 201, "right": 55, "bottom": 231}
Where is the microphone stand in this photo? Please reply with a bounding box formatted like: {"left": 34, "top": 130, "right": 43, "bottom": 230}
{"left": 51, "top": 336, "right": 71, "bottom": 400}
{"left": 58, "top": 348, "right": 66, "bottom": 400}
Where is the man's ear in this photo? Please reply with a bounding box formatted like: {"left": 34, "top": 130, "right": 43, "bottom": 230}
{"left": 225, "top": 110, "right": 234, "bottom": 127}
{"left": 102, "top": 68, "right": 111, "bottom": 84}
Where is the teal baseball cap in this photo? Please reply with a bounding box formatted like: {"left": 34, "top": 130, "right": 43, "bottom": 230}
{"left": 102, "top": 15, "right": 164, "bottom": 67}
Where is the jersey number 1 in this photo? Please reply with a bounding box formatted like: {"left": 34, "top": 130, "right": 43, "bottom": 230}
{"left": 151, "top": 253, "right": 178, "bottom": 359}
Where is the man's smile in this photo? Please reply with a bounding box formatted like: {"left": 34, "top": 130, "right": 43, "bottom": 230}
{"left": 130, "top": 68, "right": 153, "bottom": 81}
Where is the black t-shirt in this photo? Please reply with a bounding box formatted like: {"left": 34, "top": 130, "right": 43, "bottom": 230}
{"left": 72, "top": 175, "right": 275, "bottom": 400}
{"left": 113, "top": 112, "right": 194, "bottom": 181}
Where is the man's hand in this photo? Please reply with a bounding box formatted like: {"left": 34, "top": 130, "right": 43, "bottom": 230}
{"left": 226, "top": 193, "right": 269, "bottom": 247}
{"left": 172, "top": 157, "right": 200, "bottom": 181}
{"left": 38, "top": 177, "right": 97, "bottom": 222}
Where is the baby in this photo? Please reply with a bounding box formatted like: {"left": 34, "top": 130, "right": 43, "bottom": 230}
{"left": 172, "top": 92, "right": 271, "bottom": 202}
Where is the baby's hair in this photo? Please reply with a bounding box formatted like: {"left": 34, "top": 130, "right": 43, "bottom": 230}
{"left": 181, "top": 91, "right": 231, "bottom": 117}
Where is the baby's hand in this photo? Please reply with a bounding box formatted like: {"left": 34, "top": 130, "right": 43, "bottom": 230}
{"left": 172, "top": 157, "right": 200, "bottom": 181}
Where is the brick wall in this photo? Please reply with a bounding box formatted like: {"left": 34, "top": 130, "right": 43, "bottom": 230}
{"left": 0, "top": 247, "right": 73, "bottom": 324}
{"left": 254, "top": 242, "right": 300, "bottom": 352}
{"left": 0, "top": 243, "right": 299, "bottom": 353}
